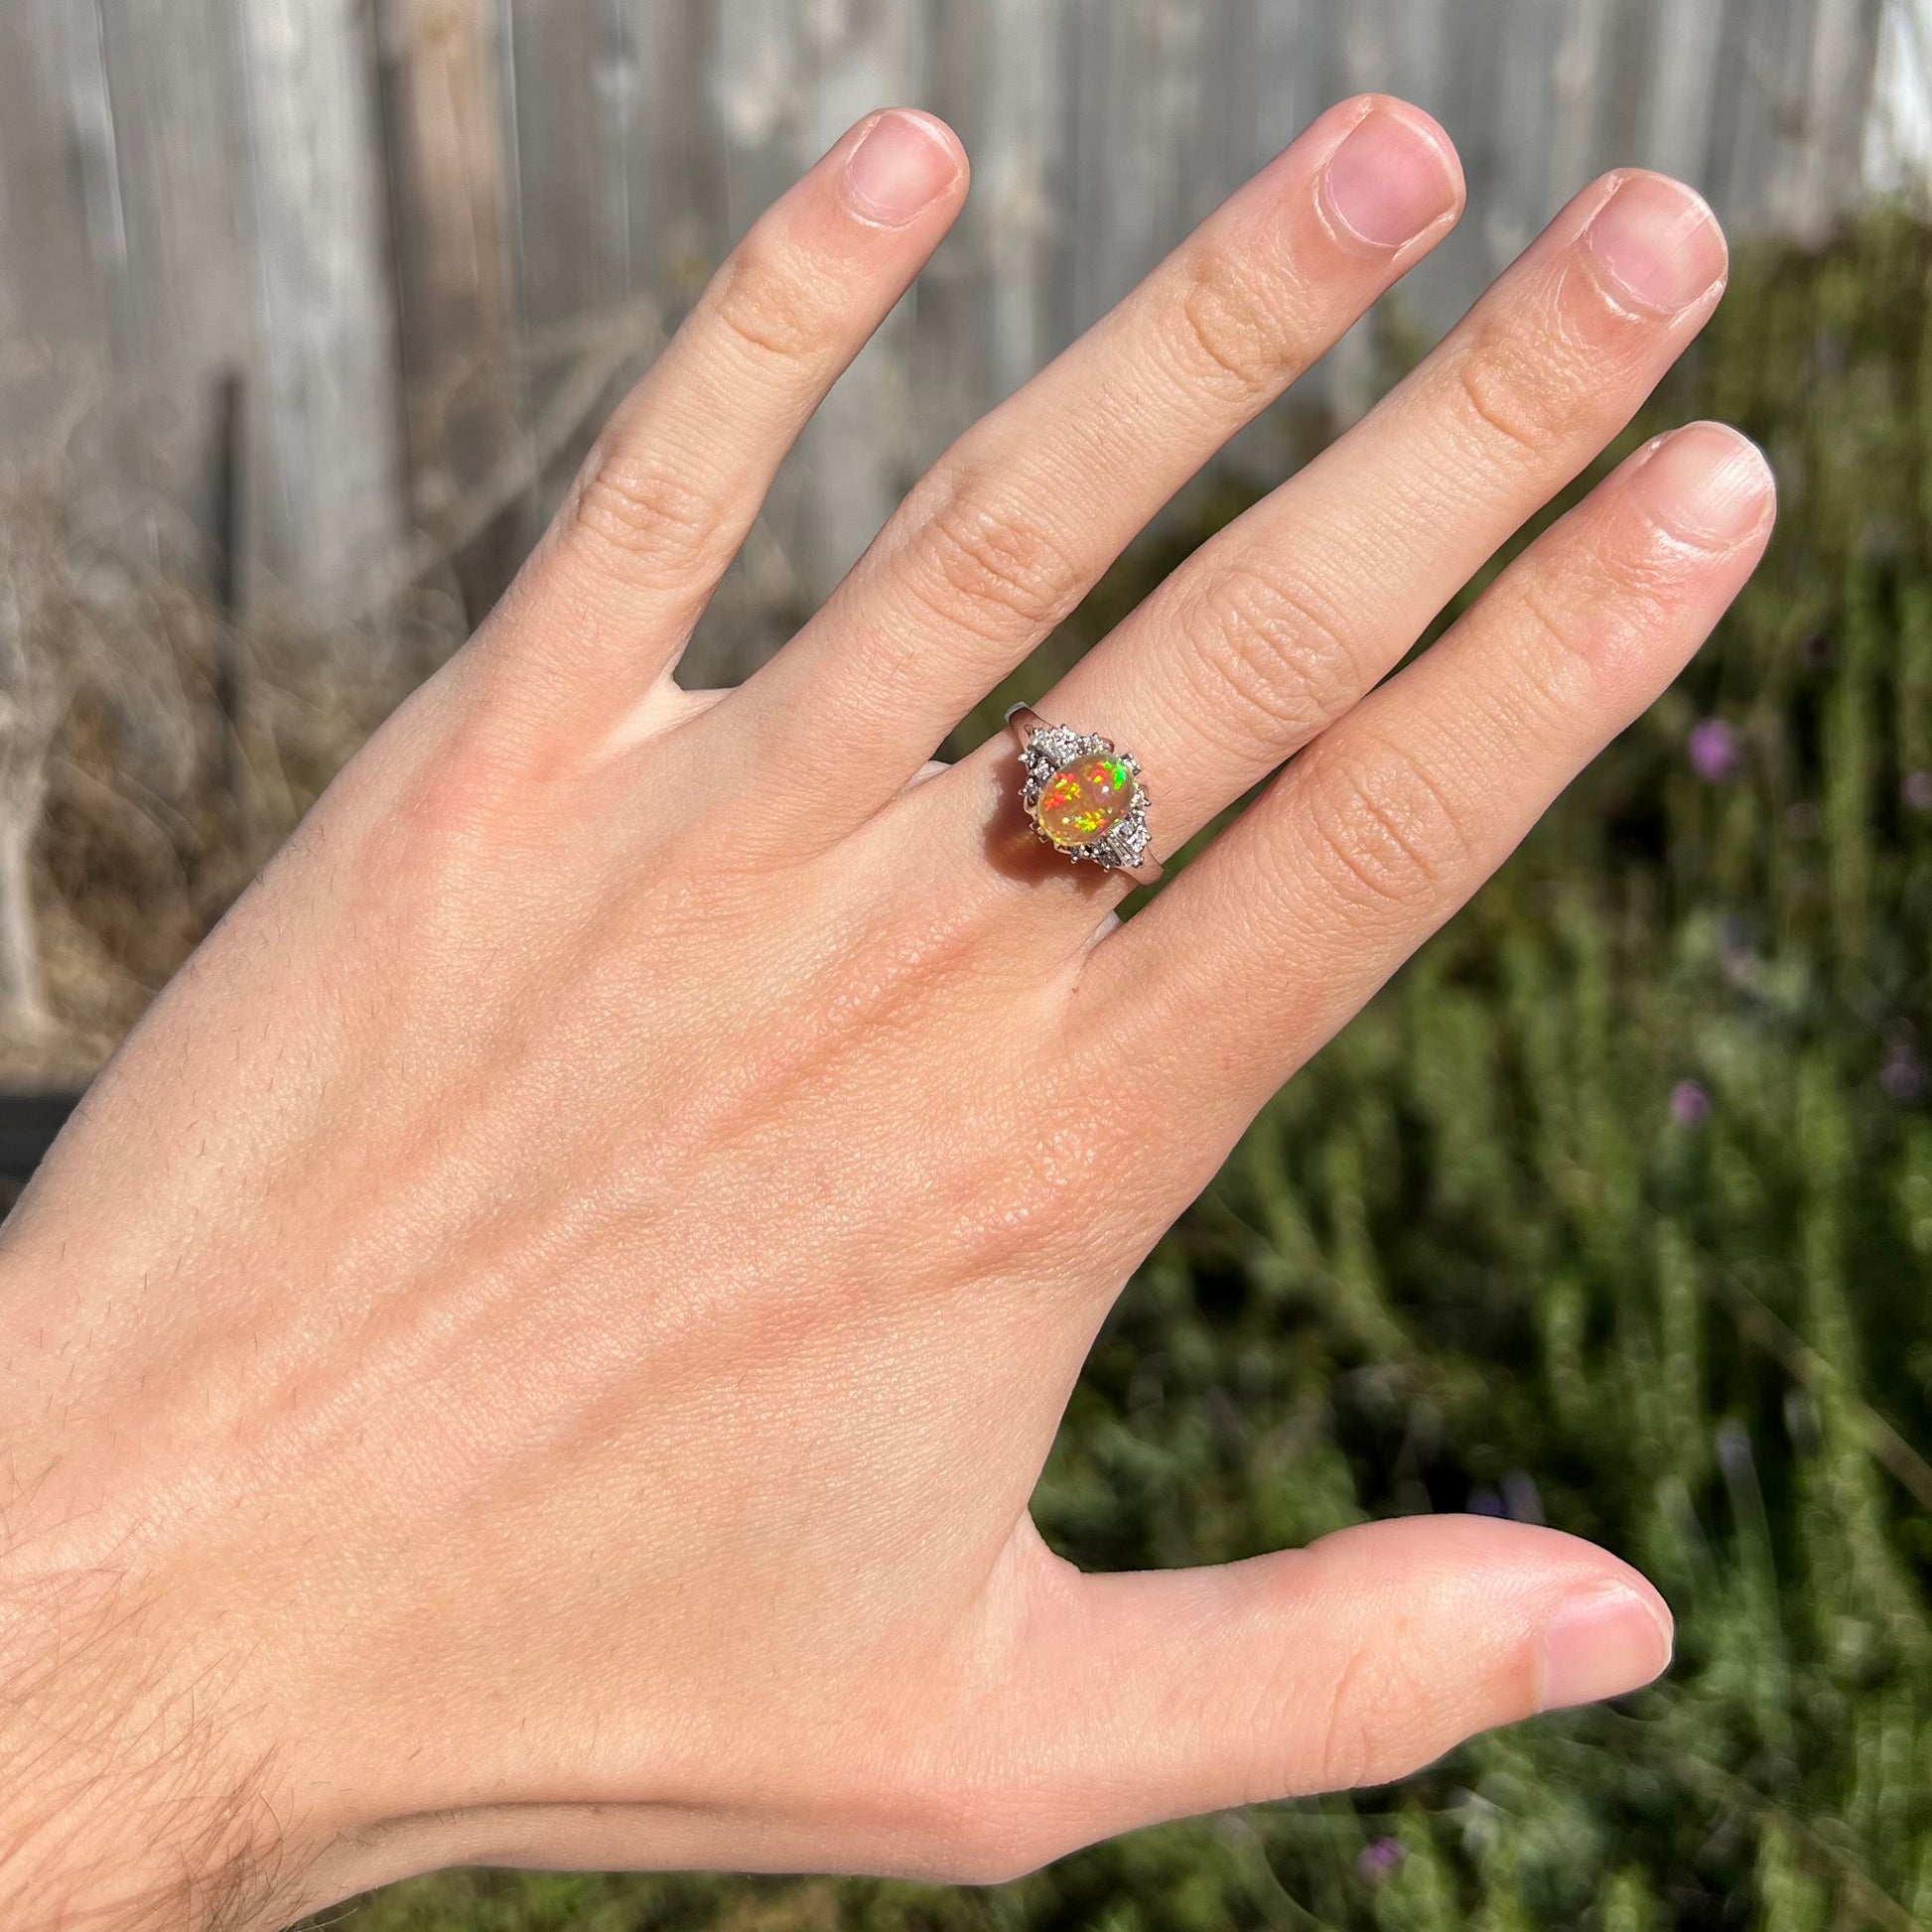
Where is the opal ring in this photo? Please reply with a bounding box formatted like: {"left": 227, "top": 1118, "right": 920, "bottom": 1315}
{"left": 1006, "top": 704, "right": 1163, "bottom": 885}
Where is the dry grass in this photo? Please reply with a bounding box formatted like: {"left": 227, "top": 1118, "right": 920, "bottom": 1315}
{"left": 0, "top": 489, "right": 460, "bottom": 1087}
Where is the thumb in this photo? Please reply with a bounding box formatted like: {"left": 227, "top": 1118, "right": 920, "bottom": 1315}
{"left": 987, "top": 1514, "right": 1671, "bottom": 1859}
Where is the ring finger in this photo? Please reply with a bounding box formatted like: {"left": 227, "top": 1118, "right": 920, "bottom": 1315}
{"left": 1080, "top": 418, "right": 1773, "bottom": 1153}
{"left": 931, "top": 168, "right": 1726, "bottom": 902}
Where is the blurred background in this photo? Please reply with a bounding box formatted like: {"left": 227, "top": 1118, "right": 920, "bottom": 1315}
{"left": 5, "top": 1, "right": 1932, "bottom": 1927}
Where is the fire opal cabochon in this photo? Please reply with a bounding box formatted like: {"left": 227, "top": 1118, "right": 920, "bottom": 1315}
{"left": 1035, "top": 755, "right": 1139, "bottom": 849}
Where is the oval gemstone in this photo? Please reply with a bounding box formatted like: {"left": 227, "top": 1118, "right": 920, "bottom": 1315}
{"left": 1036, "top": 755, "right": 1137, "bottom": 848}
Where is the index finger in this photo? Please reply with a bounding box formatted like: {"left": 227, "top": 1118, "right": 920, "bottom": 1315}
{"left": 475, "top": 108, "right": 968, "bottom": 758}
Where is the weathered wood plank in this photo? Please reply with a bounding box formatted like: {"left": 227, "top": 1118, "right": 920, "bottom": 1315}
{"left": 376, "top": 0, "right": 519, "bottom": 619}
{"left": 972, "top": 0, "right": 1061, "bottom": 401}
{"left": 0, "top": 6, "right": 113, "bottom": 449}
{"left": 96, "top": 0, "right": 257, "bottom": 570}
{"left": 627, "top": 0, "right": 729, "bottom": 311}
{"left": 0, "top": 0, "right": 1914, "bottom": 639}
{"left": 233, "top": 0, "right": 407, "bottom": 608}
{"left": 1730, "top": 0, "right": 1826, "bottom": 227}
{"left": 1548, "top": 0, "right": 1619, "bottom": 207}
{"left": 789, "top": 0, "right": 924, "bottom": 594}
{"left": 1640, "top": 0, "right": 1729, "bottom": 186}
{"left": 1797, "top": 0, "right": 1887, "bottom": 237}
{"left": 500, "top": 0, "right": 615, "bottom": 331}
{"left": 0, "top": 1, "right": 254, "bottom": 591}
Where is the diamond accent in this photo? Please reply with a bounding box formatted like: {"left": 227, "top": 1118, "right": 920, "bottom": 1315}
{"left": 1016, "top": 720, "right": 1155, "bottom": 873}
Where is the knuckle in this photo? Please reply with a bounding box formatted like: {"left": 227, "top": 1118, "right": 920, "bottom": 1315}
{"left": 364, "top": 744, "right": 523, "bottom": 963}
{"left": 1446, "top": 320, "right": 1559, "bottom": 465}
{"left": 1311, "top": 1643, "right": 1377, "bottom": 1791}
{"left": 947, "top": 1103, "right": 1126, "bottom": 1287}
{"left": 1298, "top": 736, "right": 1470, "bottom": 914}
{"left": 1308, "top": 1637, "right": 1432, "bottom": 1792}
{"left": 1178, "top": 560, "right": 1362, "bottom": 758}
{"left": 1506, "top": 521, "right": 1684, "bottom": 714}
{"left": 702, "top": 241, "right": 828, "bottom": 367}
{"left": 390, "top": 712, "right": 518, "bottom": 854}
{"left": 1168, "top": 246, "right": 1309, "bottom": 402}
{"left": 1443, "top": 260, "right": 1661, "bottom": 476}
{"left": 1610, "top": 495, "right": 1722, "bottom": 600}
{"left": 909, "top": 477, "right": 1085, "bottom": 642}
{"left": 570, "top": 447, "right": 732, "bottom": 589}
{"left": 1506, "top": 574, "right": 1611, "bottom": 717}
{"left": 1439, "top": 250, "right": 1640, "bottom": 468}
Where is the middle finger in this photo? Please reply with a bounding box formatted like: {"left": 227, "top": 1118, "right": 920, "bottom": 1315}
{"left": 717, "top": 95, "right": 1464, "bottom": 838}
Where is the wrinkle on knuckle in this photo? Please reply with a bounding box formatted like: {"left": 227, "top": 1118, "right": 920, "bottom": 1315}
{"left": 1560, "top": 240, "right": 1691, "bottom": 347}
{"left": 392, "top": 721, "right": 516, "bottom": 854}
{"left": 995, "top": 1139, "right": 1118, "bottom": 1271}
{"left": 1308, "top": 1636, "right": 1435, "bottom": 1792}
{"left": 1440, "top": 268, "right": 1611, "bottom": 468}
{"left": 571, "top": 448, "right": 732, "bottom": 589}
{"left": 1442, "top": 265, "right": 1653, "bottom": 477}
{"left": 1447, "top": 328, "right": 1553, "bottom": 467}
{"left": 374, "top": 759, "right": 515, "bottom": 963}
{"left": 1180, "top": 561, "right": 1362, "bottom": 759}
{"left": 936, "top": 1059, "right": 1145, "bottom": 1285}
{"left": 1505, "top": 575, "right": 1607, "bottom": 718}
{"left": 1508, "top": 530, "right": 1679, "bottom": 713}
{"left": 1299, "top": 738, "right": 1470, "bottom": 914}
{"left": 1168, "top": 246, "right": 1310, "bottom": 403}
{"left": 908, "top": 478, "right": 1086, "bottom": 642}
{"left": 1609, "top": 504, "right": 1721, "bottom": 601}
{"left": 702, "top": 241, "right": 830, "bottom": 368}
{"left": 1311, "top": 1641, "right": 1378, "bottom": 1791}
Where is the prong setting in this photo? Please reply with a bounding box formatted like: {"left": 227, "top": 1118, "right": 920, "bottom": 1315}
{"left": 1008, "top": 707, "right": 1159, "bottom": 878}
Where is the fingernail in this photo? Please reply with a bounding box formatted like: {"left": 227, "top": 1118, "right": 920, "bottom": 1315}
{"left": 1584, "top": 173, "right": 1727, "bottom": 315}
{"left": 1539, "top": 1583, "right": 1673, "bottom": 1712}
{"left": 844, "top": 110, "right": 960, "bottom": 226}
{"left": 1635, "top": 422, "right": 1776, "bottom": 547}
{"left": 1321, "top": 108, "right": 1460, "bottom": 251}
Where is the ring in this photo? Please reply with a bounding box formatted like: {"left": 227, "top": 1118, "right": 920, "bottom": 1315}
{"left": 1006, "top": 704, "right": 1163, "bottom": 885}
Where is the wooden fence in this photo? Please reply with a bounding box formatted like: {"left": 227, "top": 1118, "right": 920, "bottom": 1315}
{"left": 0, "top": 0, "right": 1911, "bottom": 681}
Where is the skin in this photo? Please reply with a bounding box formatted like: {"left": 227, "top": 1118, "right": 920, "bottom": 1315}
{"left": 0, "top": 97, "right": 1771, "bottom": 1930}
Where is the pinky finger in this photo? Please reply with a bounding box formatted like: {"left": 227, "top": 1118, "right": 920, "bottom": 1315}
{"left": 1086, "top": 420, "right": 1775, "bottom": 1131}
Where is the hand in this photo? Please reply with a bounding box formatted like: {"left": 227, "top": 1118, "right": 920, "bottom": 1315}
{"left": 0, "top": 97, "right": 1767, "bottom": 1930}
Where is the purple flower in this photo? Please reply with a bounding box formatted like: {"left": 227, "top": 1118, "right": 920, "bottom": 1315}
{"left": 1905, "top": 771, "right": 1932, "bottom": 814}
{"left": 1358, "top": 1838, "right": 1406, "bottom": 1883}
{"left": 1689, "top": 719, "right": 1741, "bottom": 783}
{"left": 1671, "top": 1080, "right": 1712, "bottom": 1126}
{"left": 1467, "top": 1485, "right": 1504, "bottom": 1517}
